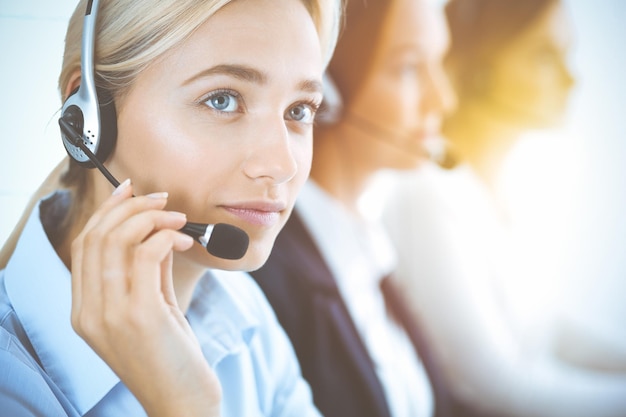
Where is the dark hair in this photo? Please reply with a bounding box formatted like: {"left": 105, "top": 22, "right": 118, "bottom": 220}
{"left": 444, "top": 0, "right": 559, "bottom": 101}
{"left": 326, "top": 0, "right": 394, "bottom": 106}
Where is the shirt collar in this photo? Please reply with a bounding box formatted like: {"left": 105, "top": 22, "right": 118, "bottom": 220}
{"left": 186, "top": 269, "right": 261, "bottom": 367}
{"left": 4, "top": 193, "right": 118, "bottom": 415}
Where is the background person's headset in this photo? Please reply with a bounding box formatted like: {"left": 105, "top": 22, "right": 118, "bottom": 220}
{"left": 58, "top": 0, "right": 248, "bottom": 260}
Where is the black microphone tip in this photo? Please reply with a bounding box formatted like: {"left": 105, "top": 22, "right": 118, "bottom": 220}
{"left": 205, "top": 223, "right": 249, "bottom": 260}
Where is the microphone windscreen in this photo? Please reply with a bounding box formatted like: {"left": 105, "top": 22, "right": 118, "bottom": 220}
{"left": 206, "top": 223, "right": 249, "bottom": 260}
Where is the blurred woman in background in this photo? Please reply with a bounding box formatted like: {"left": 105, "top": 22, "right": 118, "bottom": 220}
{"left": 383, "top": 0, "right": 626, "bottom": 416}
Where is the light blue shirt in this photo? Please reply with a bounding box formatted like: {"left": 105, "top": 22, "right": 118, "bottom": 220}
{"left": 0, "top": 193, "right": 320, "bottom": 417}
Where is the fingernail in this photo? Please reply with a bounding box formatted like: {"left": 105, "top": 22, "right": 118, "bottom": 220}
{"left": 168, "top": 211, "right": 187, "bottom": 220}
{"left": 146, "top": 192, "right": 169, "bottom": 199}
{"left": 177, "top": 233, "right": 194, "bottom": 247}
{"left": 112, "top": 178, "right": 131, "bottom": 195}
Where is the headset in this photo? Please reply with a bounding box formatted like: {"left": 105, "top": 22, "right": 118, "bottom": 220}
{"left": 60, "top": 0, "right": 116, "bottom": 168}
{"left": 58, "top": 0, "right": 249, "bottom": 260}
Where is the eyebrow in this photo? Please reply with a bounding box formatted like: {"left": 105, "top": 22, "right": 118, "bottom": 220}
{"left": 298, "top": 79, "right": 324, "bottom": 95}
{"left": 183, "top": 64, "right": 268, "bottom": 85}
{"left": 183, "top": 63, "right": 323, "bottom": 94}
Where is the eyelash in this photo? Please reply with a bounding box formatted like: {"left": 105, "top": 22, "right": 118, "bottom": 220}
{"left": 299, "top": 99, "right": 321, "bottom": 113}
{"left": 200, "top": 89, "right": 321, "bottom": 123}
{"left": 200, "top": 88, "right": 242, "bottom": 114}
{"left": 290, "top": 99, "right": 322, "bottom": 123}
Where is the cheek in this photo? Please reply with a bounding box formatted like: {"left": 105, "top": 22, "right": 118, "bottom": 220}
{"left": 354, "top": 81, "right": 417, "bottom": 131}
{"left": 114, "top": 105, "right": 240, "bottom": 219}
{"left": 380, "top": 75, "right": 426, "bottom": 130}
{"left": 491, "top": 61, "right": 568, "bottom": 125}
{"left": 490, "top": 63, "right": 531, "bottom": 103}
{"left": 534, "top": 63, "right": 571, "bottom": 105}
{"left": 279, "top": 141, "right": 311, "bottom": 220}
{"left": 295, "top": 140, "right": 313, "bottom": 184}
{"left": 113, "top": 119, "right": 198, "bottom": 193}
{"left": 110, "top": 119, "right": 170, "bottom": 191}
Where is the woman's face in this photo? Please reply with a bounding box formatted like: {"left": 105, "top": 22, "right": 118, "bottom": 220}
{"left": 109, "top": 0, "right": 324, "bottom": 271}
{"left": 483, "top": 1, "right": 575, "bottom": 128}
{"left": 346, "top": 0, "right": 455, "bottom": 170}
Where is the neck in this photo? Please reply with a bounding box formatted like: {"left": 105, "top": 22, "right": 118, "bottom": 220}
{"left": 171, "top": 255, "right": 207, "bottom": 311}
{"left": 443, "top": 101, "right": 524, "bottom": 192}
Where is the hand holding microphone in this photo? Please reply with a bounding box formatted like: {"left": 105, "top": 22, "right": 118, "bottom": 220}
{"left": 70, "top": 178, "right": 223, "bottom": 416}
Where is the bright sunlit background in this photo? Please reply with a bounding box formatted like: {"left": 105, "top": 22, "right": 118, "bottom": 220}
{"left": 499, "top": 0, "right": 626, "bottom": 350}
{"left": 1, "top": 0, "right": 625, "bottom": 350}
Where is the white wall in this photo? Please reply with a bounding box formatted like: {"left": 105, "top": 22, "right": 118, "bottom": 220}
{"left": 501, "top": 0, "right": 626, "bottom": 341}
{"left": 0, "top": 0, "right": 77, "bottom": 242}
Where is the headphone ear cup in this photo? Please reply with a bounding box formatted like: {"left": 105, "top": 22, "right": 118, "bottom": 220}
{"left": 60, "top": 85, "right": 117, "bottom": 167}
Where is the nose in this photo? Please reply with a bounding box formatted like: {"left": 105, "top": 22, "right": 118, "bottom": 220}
{"left": 422, "top": 62, "right": 457, "bottom": 118}
{"left": 242, "top": 116, "right": 299, "bottom": 185}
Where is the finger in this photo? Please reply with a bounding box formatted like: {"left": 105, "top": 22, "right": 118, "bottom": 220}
{"left": 99, "top": 210, "right": 189, "bottom": 308}
{"left": 104, "top": 209, "right": 189, "bottom": 250}
{"left": 83, "top": 191, "right": 170, "bottom": 243}
{"left": 128, "top": 230, "right": 193, "bottom": 307}
{"left": 72, "top": 179, "right": 133, "bottom": 321}
{"left": 71, "top": 227, "right": 106, "bottom": 339}
{"left": 75, "top": 191, "right": 168, "bottom": 335}
{"left": 160, "top": 251, "right": 178, "bottom": 308}
{"left": 158, "top": 228, "right": 195, "bottom": 309}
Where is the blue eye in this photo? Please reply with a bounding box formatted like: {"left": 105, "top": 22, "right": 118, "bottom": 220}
{"left": 287, "top": 102, "right": 318, "bottom": 123}
{"left": 204, "top": 91, "right": 239, "bottom": 112}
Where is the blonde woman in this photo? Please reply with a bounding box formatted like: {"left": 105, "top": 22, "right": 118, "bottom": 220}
{"left": 0, "top": 0, "right": 341, "bottom": 415}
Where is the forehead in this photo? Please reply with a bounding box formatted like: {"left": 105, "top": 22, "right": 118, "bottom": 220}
{"left": 512, "top": 2, "right": 573, "bottom": 49}
{"left": 523, "top": 2, "right": 573, "bottom": 48}
{"left": 155, "top": 0, "right": 324, "bottom": 82}
{"left": 377, "top": 0, "right": 448, "bottom": 58}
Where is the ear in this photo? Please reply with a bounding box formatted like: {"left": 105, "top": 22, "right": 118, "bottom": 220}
{"left": 63, "top": 70, "right": 82, "bottom": 101}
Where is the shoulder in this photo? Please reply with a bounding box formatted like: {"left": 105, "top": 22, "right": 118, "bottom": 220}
{"left": 0, "top": 327, "right": 74, "bottom": 416}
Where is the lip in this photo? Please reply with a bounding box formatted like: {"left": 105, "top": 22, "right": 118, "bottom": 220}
{"left": 222, "top": 201, "right": 287, "bottom": 227}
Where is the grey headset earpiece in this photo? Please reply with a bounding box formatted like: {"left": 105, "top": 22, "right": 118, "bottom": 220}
{"left": 60, "top": 0, "right": 117, "bottom": 167}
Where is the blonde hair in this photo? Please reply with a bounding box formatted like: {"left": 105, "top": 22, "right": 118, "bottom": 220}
{"left": 59, "top": 0, "right": 340, "bottom": 100}
{"left": 0, "top": 0, "right": 342, "bottom": 268}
